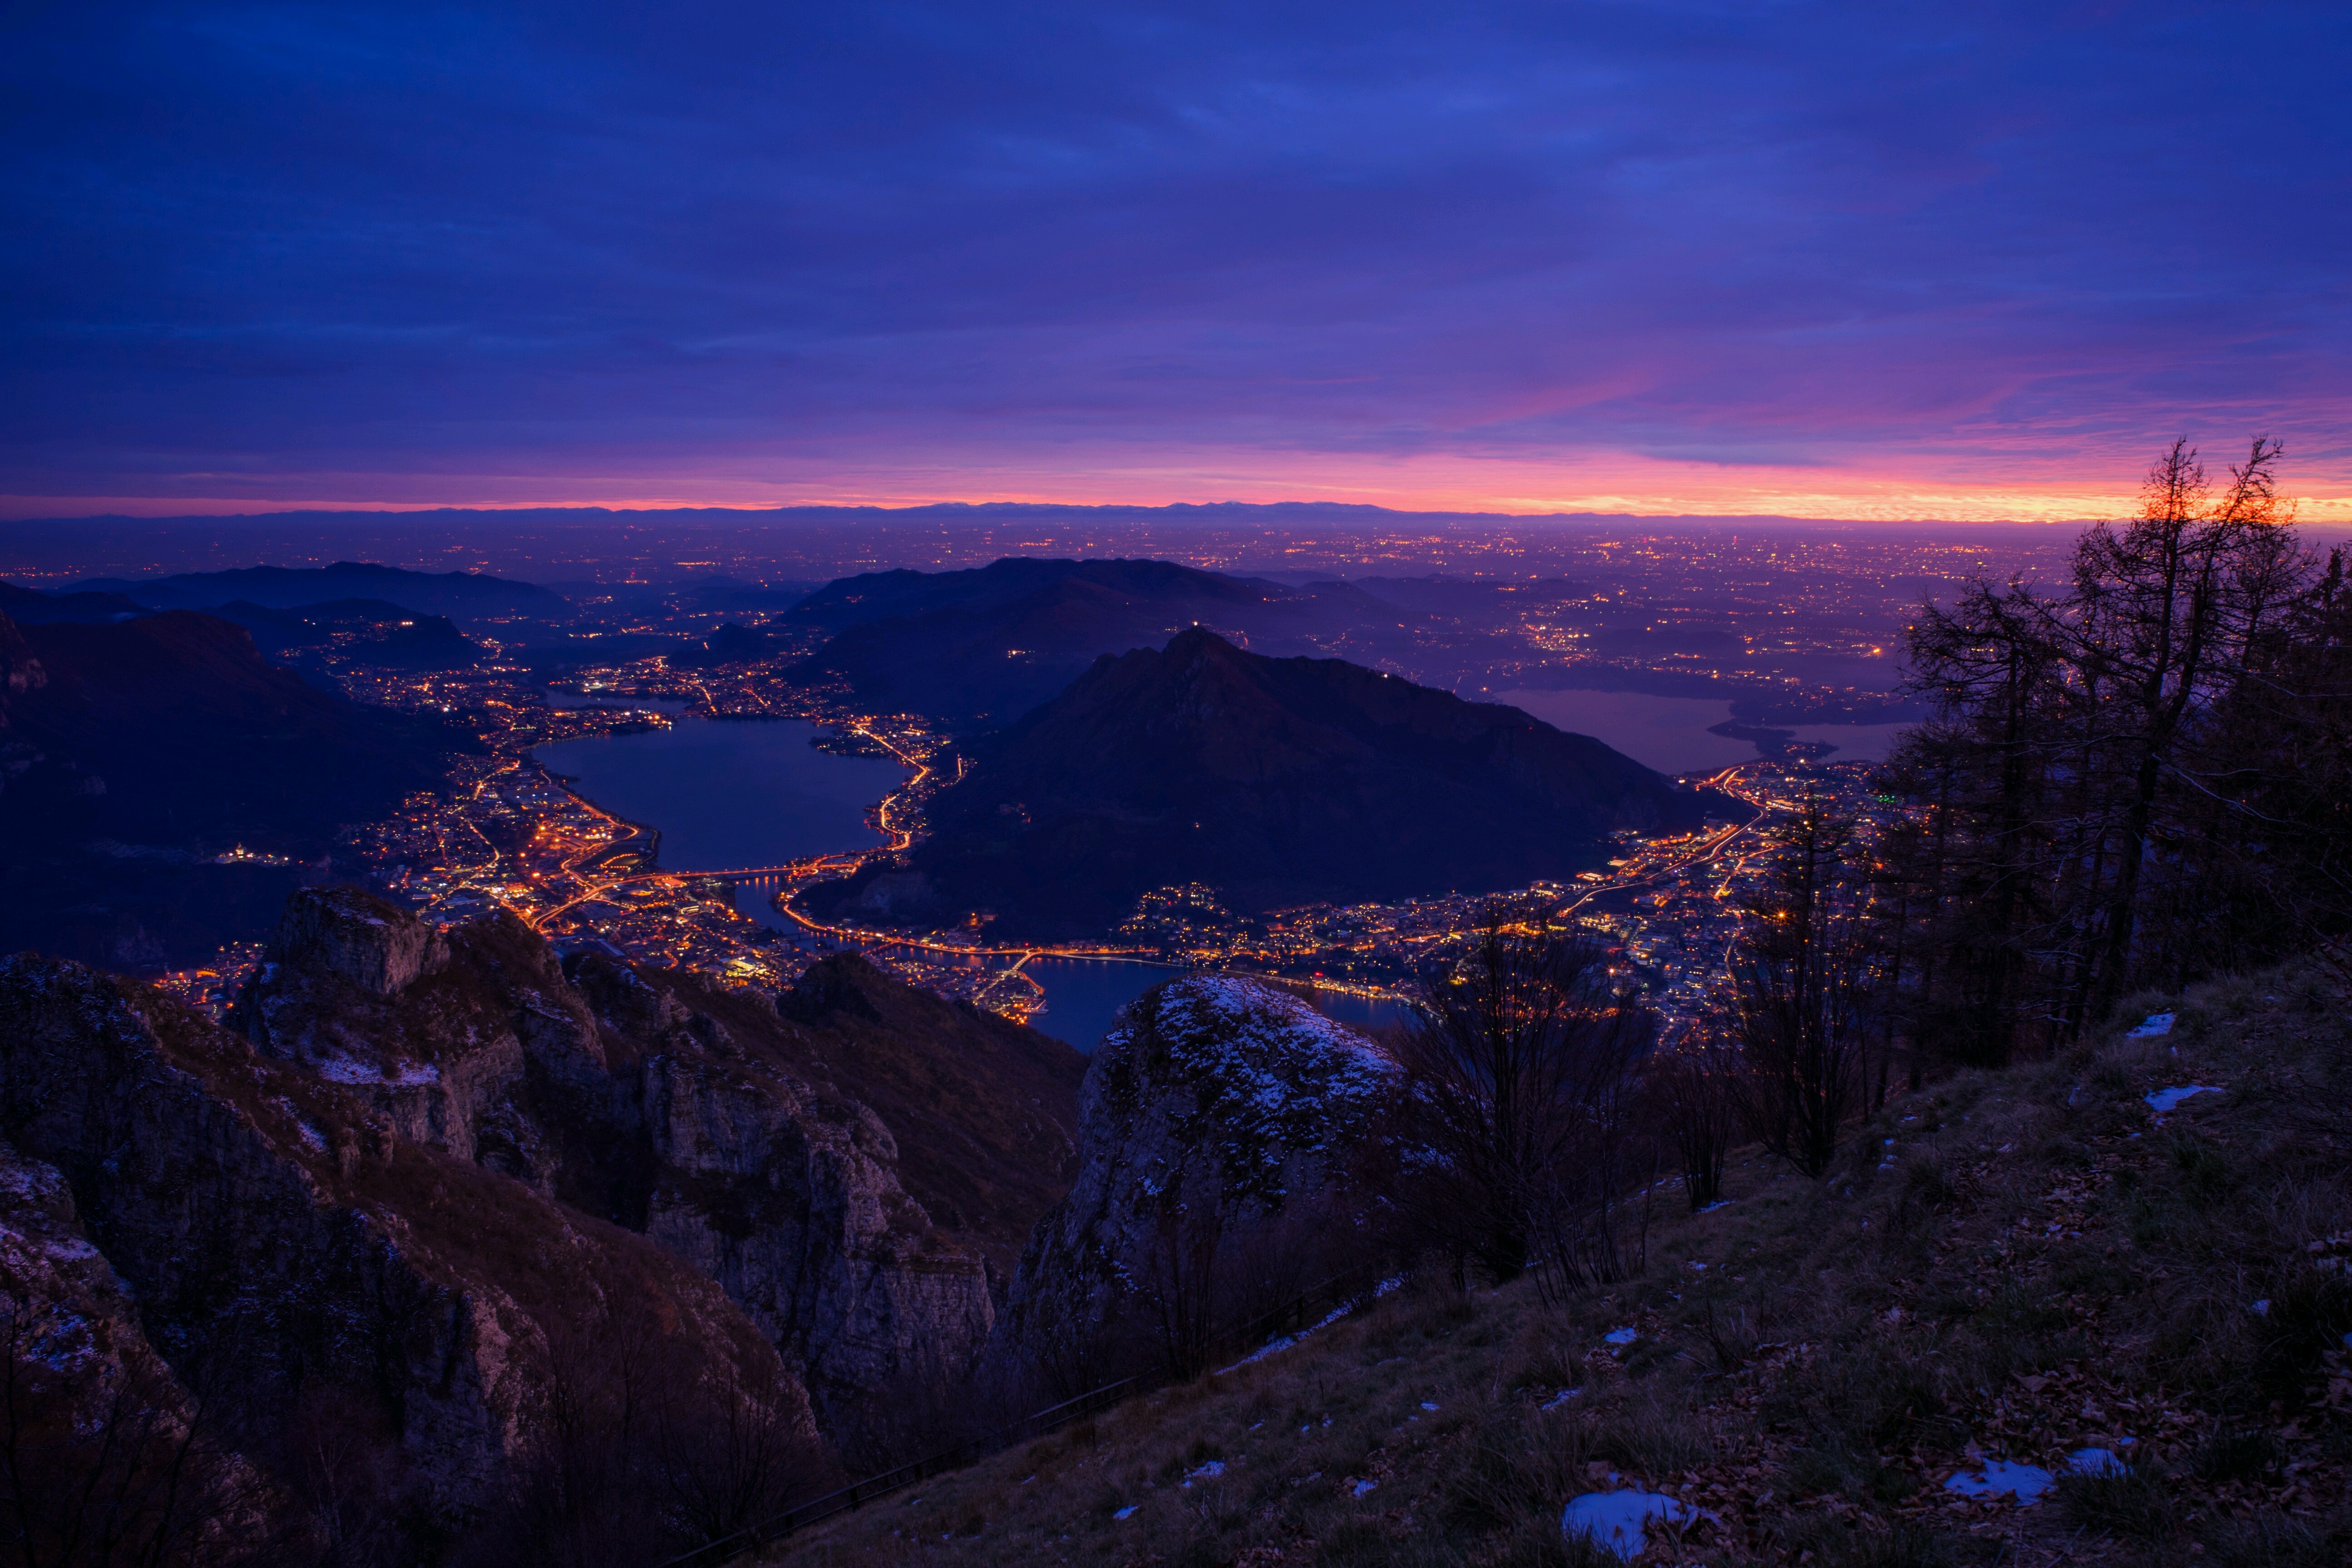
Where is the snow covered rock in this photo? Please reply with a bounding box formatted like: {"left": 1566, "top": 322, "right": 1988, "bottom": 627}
{"left": 1560, "top": 1491, "right": 1697, "bottom": 1558}
{"left": 1001, "top": 974, "right": 1401, "bottom": 1360}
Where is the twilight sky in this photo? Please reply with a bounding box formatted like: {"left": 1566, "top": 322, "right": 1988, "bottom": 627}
{"left": 5, "top": 1, "right": 2348, "bottom": 521}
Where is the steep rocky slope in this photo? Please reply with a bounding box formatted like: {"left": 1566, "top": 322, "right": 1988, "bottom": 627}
{"left": 0, "top": 953, "right": 800, "bottom": 1561}
{"left": 229, "top": 887, "right": 1087, "bottom": 1427}
{"left": 811, "top": 627, "right": 1713, "bottom": 936}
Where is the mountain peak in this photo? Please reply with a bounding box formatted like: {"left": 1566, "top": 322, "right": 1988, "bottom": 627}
{"left": 811, "top": 640, "right": 1707, "bottom": 937}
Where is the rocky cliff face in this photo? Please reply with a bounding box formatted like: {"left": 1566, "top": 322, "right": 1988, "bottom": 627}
{"left": 0, "top": 953, "right": 800, "bottom": 1557}
{"left": 229, "top": 886, "right": 1084, "bottom": 1433}
{"left": 1003, "top": 975, "right": 1401, "bottom": 1365}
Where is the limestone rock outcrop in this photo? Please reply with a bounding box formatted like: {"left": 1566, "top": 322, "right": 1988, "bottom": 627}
{"left": 1003, "top": 974, "right": 1401, "bottom": 1359}
{"left": 0, "top": 954, "right": 800, "bottom": 1548}
{"left": 229, "top": 887, "right": 1085, "bottom": 1432}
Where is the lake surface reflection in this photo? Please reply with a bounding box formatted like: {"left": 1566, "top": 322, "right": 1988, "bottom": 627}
{"left": 542, "top": 717, "right": 1413, "bottom": 1050}
{"left": 535, "top": 717, "right": 906, "bottom": 870}
{"left": 933, "top": 954, "right": 1408, "bottom": 1053}
{"left": 1493, "top": 687, "right": 1912, "bottom": 772}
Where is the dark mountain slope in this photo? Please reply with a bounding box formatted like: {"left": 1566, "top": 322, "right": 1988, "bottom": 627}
{"left": 796, "top": 959, "right": 2352, "bottom": 1568}
{"left": 1, "top": 610, "right": 459, "bottom": 846}
{"left": 772, "top": 952, "right": 1089, "bottom": 1262}
{"left": 212, "top": 597, "right": 484, "bottom": 666}
{"left": 0, "top": 579, "right": 147, "bottom": 624}
{"left": 809, "top": 628, "right": 1709, "bottom": 936}
{"left": 0, "top": 610, "right": 467, "bottom": 965}
{"left": 790, "top": 557, "right": 1409, "bottom": 726}
{"left": 74, "top": 559, "right": 565, "bottom": 625}
{"left": 787, "top": 556, "right": 1114, "bottom": 629}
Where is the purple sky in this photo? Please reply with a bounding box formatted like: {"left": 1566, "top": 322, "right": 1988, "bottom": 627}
{"left": 5, "top": 2, "right": 2347, "bottom": 520}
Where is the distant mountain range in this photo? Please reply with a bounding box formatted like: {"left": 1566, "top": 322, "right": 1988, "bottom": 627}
{"left": 787, "top": 557, "right": 1413, "bottom": 726}
{"left": 67, "top": 560, "right": 566, "bottom": 625}
{"left": 807, "top": 628, "right": 1712, "bottom": 937}
{"left": 0, "top": 609, "right": 470, "bottom": 965}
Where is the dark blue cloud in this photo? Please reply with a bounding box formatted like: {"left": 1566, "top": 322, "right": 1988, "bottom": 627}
{"left": 3, "top": 1, "right": 2347, "bottom": 510}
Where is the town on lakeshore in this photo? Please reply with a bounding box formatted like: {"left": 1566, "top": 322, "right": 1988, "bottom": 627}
{"left": 131, "top": 545, "right": 1918, "bottom": 1044}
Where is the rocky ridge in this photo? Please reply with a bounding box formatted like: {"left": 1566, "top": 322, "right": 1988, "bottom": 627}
{"left": 0, "top": 951, "right": 798, "bottom": 1547}
{"left": 228, "top": 886, "right": 1085, "bottom": 1428}
{"left": 1005, "top": 974, "right": 1401, "bottom": 1365}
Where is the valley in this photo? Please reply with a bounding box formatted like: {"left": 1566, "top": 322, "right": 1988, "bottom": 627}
{"left": 68, "top": 527, "right": 1975, "bottom": 1049}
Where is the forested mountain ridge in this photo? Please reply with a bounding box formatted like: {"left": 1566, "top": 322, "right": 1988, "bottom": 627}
{"left": 806, "top": 628, "right": 1712, "bottom": 936}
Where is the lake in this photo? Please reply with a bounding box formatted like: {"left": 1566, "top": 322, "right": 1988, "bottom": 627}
{"left": 997, "top": 958, "right": 1412, "bottom": 1052}
{"left": 542, "top": 717, "right": 1416, "bottom": 1050}
{"left": 1492, "top": 688, "right": 1912, "bottom": 773}
{"left": 535, "top": 717, "right": 906, "bottom": 869}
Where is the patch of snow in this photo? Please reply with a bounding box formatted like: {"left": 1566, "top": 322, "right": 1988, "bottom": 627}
{"left": 1352, "top": 1479, "right": 1377, "bottom": 1497}
{"left": 1182, "top": 1461, "right": 1225, "bottom": 1485}
{"left": 2250, "top": 1299, "right": 2271, "bottom": 1316}
{"left": 1697, "top": 1199, "right": 1732, "bottom": 1214}
{"left": 1419, "top": 1401, "right": 1439, "bottom": 1411}
{"left": 2125, "top": 1013, "right": 2175, "bottom": 1038}
{"left": 2144, "top": 1084, "right": 2223, "bottom": 1112}
{"left": 313, "top": 1054, "right": 441, "bottom": 1087}
{"left": 2065, "top": 1448, "right": 2124, "bottom": 1477}
{"left": 1112, "top": 1505, "right": 1136, "bottom": 1520}
{"left": 1542, "top": 1387, "right": 1583, "bottom": 1410}
{"left": 1221, "top": 1298, "right": 1359, "bottom": 1373}
{"left": 1604, "top": 1327, "right": 1639, "bottom": 1345}
{"left": 1943, "top": 1459, "right": 2055, "bottom": 1503}
{"left": 1560, "top": 1491, "right": 1696, "bottom": 1559}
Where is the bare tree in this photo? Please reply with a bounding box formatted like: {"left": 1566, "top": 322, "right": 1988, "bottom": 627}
{"left": 0, "top": 1301, "right": 281, "bottom": 1568}
{"left": 1727, "top": 791, "right": 1872, "bottom": 1179}
{"left": 1139, "top": 1182, "right": 1228, "bottom": 1382}
{"left": 1889, "top": 437, "right": 2326, "bottom": 1058}
{"left": 1651, "top": 1029, "right": 1742, "bottom": 1212}
{"left": 1395, "top": 904, "right": 1657, "bottom": 1295}
{"left": 646, "top": 1370, "right": 823, "bottom": 1548}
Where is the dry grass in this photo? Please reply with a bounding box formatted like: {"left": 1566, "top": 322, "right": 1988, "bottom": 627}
{"left": 779, "top": 959, "right": 2352, "bottom": 1566}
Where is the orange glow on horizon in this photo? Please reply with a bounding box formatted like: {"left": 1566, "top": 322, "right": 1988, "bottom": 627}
{"left": 8, "top": 449, "right": 2350, "bottom": 526}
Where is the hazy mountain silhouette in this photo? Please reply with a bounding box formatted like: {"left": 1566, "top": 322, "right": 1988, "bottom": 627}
{"left": 807, "top": 628, "right": 1712, "bottom": 937}
{"left": 789, "top": 557, "right": 1409, "bottom": 725}
{"left": 71, "top": 561, "right": 565, "bottom": 625}
{"left": 0, "top": 580, "right": 149, "bottom": 624}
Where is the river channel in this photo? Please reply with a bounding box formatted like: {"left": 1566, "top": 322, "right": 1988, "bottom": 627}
{"left": 534, "top": 715, "right": 1412, "bottom": 1051}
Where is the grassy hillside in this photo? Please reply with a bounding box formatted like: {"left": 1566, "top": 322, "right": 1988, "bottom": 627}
{"left": 779, "top": 956, "right": 2352, "bottom": 1566}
